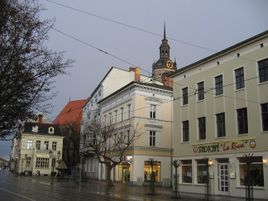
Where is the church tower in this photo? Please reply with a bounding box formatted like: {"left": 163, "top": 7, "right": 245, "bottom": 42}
{"left": 152, "top": 24, "right": 177, "bottom": 82}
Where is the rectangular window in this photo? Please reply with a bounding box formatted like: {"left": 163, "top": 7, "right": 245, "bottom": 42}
{"left": 182, "top": 87, "right": 188, "bottom": 105}
{"left": 239, "top": 156, "right": 264, "bottom": 187}
{"left": 52, "top": 141, "right": 57, "bottom": 151}
{"left": 25, "top": 157, "right": 31, "bottom": 167}
{"left": 44, "top": 141, "right": 49, "bottom": 150}
{"left": 182, "top": 160, "right": 192, "bottom": 183}
{"left": 36, "top": 140, "right": 41, "bottom": 150}
{"left": 198, "top": 117, "right": 206, "bottom": 140}
{"left": 121, "top": 107, "right": 124, "bottom": 122}
{"left": 197, "top": 81, "right": 204, "bottom": 100}
{"left": 114, "top": 110, "right": 118, "bottom": 123}
{"left": 235, "top": 67, "right": 245, "bottom": 89}
{"left": 261, "top": 103, "right": 268, "bottom": 131}
{"left": 150, "top": 104, "right": 156, "bottom": 119}
{"left": 128, "top": 104, "right": 131, "bottom": 119}
{"left": 149, "top": 131, "right": 156, "bottom": 147}
{"left": 215, "top": 75, "right": 223, "bottom": 95}
{"left": 237, "top": 108, "right": 248, "bottom": 134}
{"left": 26, "top": 140, "right": 33, "bottom": 149}
{"left": 182, "top": 120, "right": 189, "bottom": 142}
{"left": 35, "top": 158, "right": 49, "bottom": 168}
{"left": 216, "top": 113, "right": 226, "bottom": 137}
{"left": 109, "top": 112, "right": 112, "bottom": 124}
{"left": 258, "top": 58, "right": 268, "bottom": 83}
{"left": 197, "top": 159, "right": 208, "bottom": 184}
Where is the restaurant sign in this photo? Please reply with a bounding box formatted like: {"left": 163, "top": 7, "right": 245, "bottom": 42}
{"left": 193, "top": 138, "right": 256, "bottom": 153}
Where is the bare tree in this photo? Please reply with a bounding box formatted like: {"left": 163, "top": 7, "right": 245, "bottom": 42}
{"left": 0, "top": 0, "right": 73, "bottom": 140}
{"left": 83, "top": 121, "right": 139, "bottom": 185}
{"left": 60, "top": 123, "right": 80, "bottom": 170}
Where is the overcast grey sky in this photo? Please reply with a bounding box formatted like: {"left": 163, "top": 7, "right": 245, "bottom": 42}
{"left": 1, "top": 0, "right": 268, "bottom": 159}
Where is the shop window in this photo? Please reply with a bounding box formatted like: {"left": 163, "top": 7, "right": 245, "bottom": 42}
{"left": 144, "top": 161, "right": 161, "bottom": 182}
{"left": 196, "top": 159, "right": 208, "bottom": 184}
{"left": 239, "top": 156, "right": 264, "bottom": 187}
{"left": 182, "top": 160, "right": 192, "bottom": 183}
{"left": 35, "top": 158, "right": 49, "bottom": 168}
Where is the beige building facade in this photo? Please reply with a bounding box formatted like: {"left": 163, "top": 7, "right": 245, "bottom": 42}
{"left": 11, "top": 120, "right": 64, "bottom": 176}
{"left": 172, "top": 30, "right": 268, "bottom": 199}
{"left": 98, "top": 81, "right": 173, "bottom": 185}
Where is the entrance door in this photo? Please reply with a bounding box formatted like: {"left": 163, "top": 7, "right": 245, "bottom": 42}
{"left": 218, "top": 163, "right": 229, "bottom": 194}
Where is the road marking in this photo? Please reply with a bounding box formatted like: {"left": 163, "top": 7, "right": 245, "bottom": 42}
{"left": 0, "top": 187, "right": 37, "bottom": 201}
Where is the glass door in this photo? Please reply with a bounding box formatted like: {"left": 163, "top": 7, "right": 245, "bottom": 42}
{"left": 218, "top": 163, "right": 229, "bottom": 194}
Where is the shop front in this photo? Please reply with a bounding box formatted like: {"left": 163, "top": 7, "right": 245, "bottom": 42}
{"left": 176, "top": 138, "right": 268, "bottom": 199}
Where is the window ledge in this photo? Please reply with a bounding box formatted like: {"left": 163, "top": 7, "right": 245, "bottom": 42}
{"left": 197, "top": 99, "right": 204, "bottom": 103}
{"left": 236, "top": 186, "right": 265, "bottom": 190}
{"left": 181, "top": 104, "right": 189, "bottom": 107}
{"left": 261, "top": 131, "right": 268, "bottom": 134}
{"left": 215, "top": 94, "right": 224, "bottom": 98}
{"left": 258, "top": 81, "right": 268, "bottom": 86}
{"left": 235, "top": 88, "right": 245, "bottom": 93}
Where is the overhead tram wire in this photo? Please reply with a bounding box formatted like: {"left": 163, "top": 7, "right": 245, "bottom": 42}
{"left": 52, "top": 28, "right": 136, "bottom": 67}
{"left": 46, "top": 0, "right": 217, "bottom": 53}
{"left": 52, "top": 27, "right": 263, "bottom": 107}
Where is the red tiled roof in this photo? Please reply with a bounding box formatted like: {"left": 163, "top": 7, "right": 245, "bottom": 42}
{"left": 53, "top": 99, "right": 86, "bottom": 132}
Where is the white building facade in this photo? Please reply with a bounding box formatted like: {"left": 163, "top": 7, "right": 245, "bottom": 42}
{"left": 172, "top": 30, "right": 268, "bottom": 199}
{"left": 80, "top": 66, "right": 151, "bottom": 179}
{"left": 98, "top": 81, "right": 173, "bottom": 185}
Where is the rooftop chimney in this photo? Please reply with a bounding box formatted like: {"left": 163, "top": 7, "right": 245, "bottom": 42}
{"left": 135, "top": 67, "right": 140, "bottom": 82}
{"left": 37, "top": 113, "right": 43, "bottom": 123}
{"left": 162, "top": 74, "right": 173, "bottom": 88}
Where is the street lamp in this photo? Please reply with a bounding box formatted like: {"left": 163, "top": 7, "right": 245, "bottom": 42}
{"left": 172, "top": 160, "right": 181, "bottom": 199}
{"left": 205, "top": 158, "right": 213, "bottom": 201}
{"left": 49, "top": 150, "right": 61, "bottom": 185}
{"left": 243, "top": 153, "right": 254, "bottom": 201}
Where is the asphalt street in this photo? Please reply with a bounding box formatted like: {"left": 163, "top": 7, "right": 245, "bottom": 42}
{"left": 0, "top": 170, "right": 255, "bottom": 201}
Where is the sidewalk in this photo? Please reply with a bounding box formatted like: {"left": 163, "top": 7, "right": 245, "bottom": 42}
{"left": 24, "top": 175, "right": 255, "bottom": 201}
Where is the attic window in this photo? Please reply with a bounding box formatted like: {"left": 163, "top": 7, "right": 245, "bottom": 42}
{"left": 260, "top": 43, "right": 264, "bottom": 48}
{"left": 237, "top": 53, "right": 240, "bottom": 58}
{"left": 48, "top": 127, "right": 54, "bottom": 134}
{"left": 217, "top": 61, "right": 220, "bottom": 65}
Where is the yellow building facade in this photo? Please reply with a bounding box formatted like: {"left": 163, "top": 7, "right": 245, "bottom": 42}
{"left": 172, "top": 31, "right": 268, "bottom": 199}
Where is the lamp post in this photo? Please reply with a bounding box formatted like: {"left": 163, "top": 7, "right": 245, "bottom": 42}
{"left": 49, "top": 150, "right": 61, "bottom": 185}
{"left": 243, "top": 153, "right": 254, "bottom": 201}
{"left": 148, "top": 158, "right": 155, "bottom": 195}
{"left": 205, "top": 158, "right": 213, "bottom": 201}
{"left": 172, "top": 160, "right": 181, "bottom": 199}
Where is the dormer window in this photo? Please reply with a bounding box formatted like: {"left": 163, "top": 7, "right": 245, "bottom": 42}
{"left": 48, "top": 127, "right": 54, "bottom": 134}
{"left": 32, "top": 125, "right": 38, "bottom": 133}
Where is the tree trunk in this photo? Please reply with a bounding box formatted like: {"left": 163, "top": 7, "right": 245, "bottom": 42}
{"left": 106, "top": 164, "right": 113, "bottom": 186}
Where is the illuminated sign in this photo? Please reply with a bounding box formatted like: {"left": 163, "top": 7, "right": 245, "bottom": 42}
{"left": 193, "top": 138, "right": 256, "bottom": 153}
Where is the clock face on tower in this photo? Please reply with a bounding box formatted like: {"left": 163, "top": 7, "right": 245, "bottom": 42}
{"left": 166, "top": 60, "right": 173, "bottom": 68}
